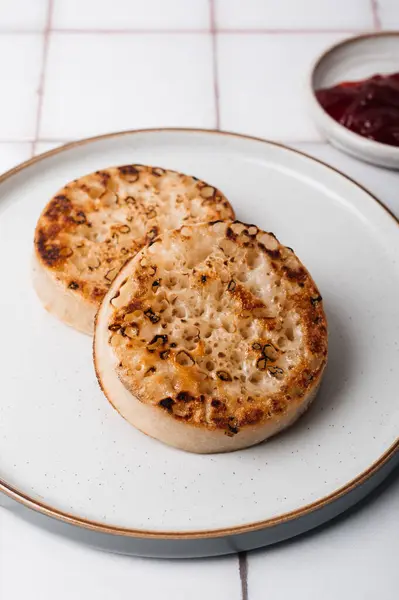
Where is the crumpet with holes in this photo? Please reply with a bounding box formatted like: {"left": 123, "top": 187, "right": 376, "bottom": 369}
{"left": 32, "top": 165, "right": 234, "bottom": 334}
{"left": 94, "top": 220, "right": 328, "bottom": 453}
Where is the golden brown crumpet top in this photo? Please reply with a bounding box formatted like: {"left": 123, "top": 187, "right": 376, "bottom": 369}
{"left": 34, "top": 165, "right": 234, "bottom": 307}
{"left": 105, "top": 221, "right": 328, "bottom": 436}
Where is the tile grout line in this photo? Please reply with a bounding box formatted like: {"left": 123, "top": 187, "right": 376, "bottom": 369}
{"left": 0, "top": 28, "right": 368, "bottom": 35}
{"left": 51, "top": 27, "right": 210, "bottom": 34}
{"left": 239, "top": 552, "right": 249, "bottom": 600}
{"left": 49, "top": 27, "right": 365, "bottom": 35}
{"left": 370, "top": 0, "right": 382, "bottom": 30}
{"left": 31, "top": 0, "right": 54, "bottom": 157}
{"left": 215, "top": 27, "right": 364, "bottom": 34}
{"left": 0, "top": 29, "right": 43, "bottom": 34}
{"left": 209, "top": 0, "right": 220, "bottom": 130}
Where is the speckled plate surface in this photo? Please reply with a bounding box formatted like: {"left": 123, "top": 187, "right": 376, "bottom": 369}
{"left": 0, "top": 129, "right": 398, "bottom": 557}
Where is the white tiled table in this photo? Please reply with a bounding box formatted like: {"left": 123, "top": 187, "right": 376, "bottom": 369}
{"left": 0, "top": 1, "right": 398, "bottom": 598}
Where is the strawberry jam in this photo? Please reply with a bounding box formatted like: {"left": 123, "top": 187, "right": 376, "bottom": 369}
{"left": 316, "top": 73, "right": 399, "bottom": 147}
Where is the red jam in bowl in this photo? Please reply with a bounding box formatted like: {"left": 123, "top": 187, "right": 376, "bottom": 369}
{"left": 316, "top": 73, "right": 399, "bottom": 147}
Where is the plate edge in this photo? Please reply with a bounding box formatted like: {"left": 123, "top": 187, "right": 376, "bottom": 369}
{"left": 0, "top": 126, "right": 398, "bottom": 540}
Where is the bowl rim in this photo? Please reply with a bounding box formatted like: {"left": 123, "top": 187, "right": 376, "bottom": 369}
{"left": 308, "top": 30, "right": 399, "bottom": 159}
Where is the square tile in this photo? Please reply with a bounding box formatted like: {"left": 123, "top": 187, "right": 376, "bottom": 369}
{"left": 0, "top": 142, "right": 31, "bottom": 174}
{"left": 378, "top": 0, "right": 399, "bottom": 28}
{"left": 247, "top": 470, "right": 399, "bottom": 600}
{"left": 217, "top": 33, "right": 347, "bottom": 141}
{"left": 0, "top": 0, "right": 47, "bottom": 31}
{"left": 0, "top": 34, "right": 42, "bottom": 140}
{"left": 215, "top": 0, "right": 373, "bottom": 30}
{"left": 40, "top": 33, "right": 215, "bottom": 139}
{"left": 0, "top": 511, "right": 241, "bottom": 600}
{"left": 52, "top": 0, "right": 210, "bottom": 30}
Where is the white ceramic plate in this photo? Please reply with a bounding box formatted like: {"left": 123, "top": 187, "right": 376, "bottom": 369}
{"left": 308, "top": 32, "right": 399, "bottom": 169}
{"left": 1, "top": 129, "right": 398, "bottom": 558}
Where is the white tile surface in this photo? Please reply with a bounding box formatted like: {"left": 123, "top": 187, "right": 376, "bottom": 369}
{"left": 0, "top": 142, "right": 31, "bottom": 173}
{"left": 215, "top": 0, "right": 374, "bottom": 30}
{"left": 0, "top": 1, "right": 398, "bottom": 598}
{"left": 0, "top": 510, "right": 241, "bottom": 600}
{"left": 378, "top": 0, "right": 399, "bottom": 28}
{"left": 248, "top": 469, "right": 399, "bottom": 600}
{"left": 217, "top": 33, "right": 347, "bottom": 141}
{"left": 0, "top": 34, "right": 42, "bottom": 140}
{"left": 40, "top": 33, "right": 215, "bottom": 138}
{"left": 0, "top": 0, "right": 47, "bottom": 31}
{"left": 52, "top": 0, "right": 210, "bottom": 30}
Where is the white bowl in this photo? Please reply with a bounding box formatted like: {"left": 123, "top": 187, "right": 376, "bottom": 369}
{"left": 308, "top": 32, "right": 399, "bottom": 169}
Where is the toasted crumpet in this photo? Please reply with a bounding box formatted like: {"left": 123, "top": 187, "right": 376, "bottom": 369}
{"left": 33, "top": 165, "right": 234, "bottom": 334}
{"left": 94, "top": 220, "right": 328, "bottom": 453}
